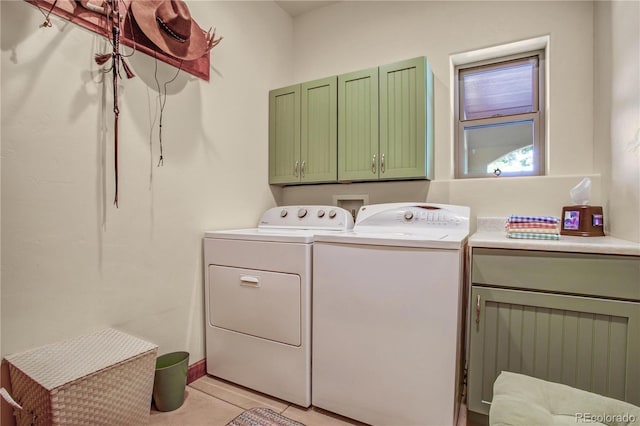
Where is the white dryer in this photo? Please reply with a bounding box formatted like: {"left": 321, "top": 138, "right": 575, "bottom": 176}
{"left": 203, "top": 205, "right": 353, "bottom": 407}
{"left": 312, "top": 203, "right": 470, "bottom": 425}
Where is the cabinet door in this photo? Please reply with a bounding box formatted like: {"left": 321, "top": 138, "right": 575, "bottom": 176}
{"left": 338, "top": 67, "right": 379, "bottom": 181}
{"left": 269, "top": 84, "right": 300, "bottom": 184}
{"left": 379, "top": 57, "right": 433, "bottom": 180}
{"left": 301, "top": 77, "right": 337, "bottom": 183}
{"left": 468, "top": 286, "right": 640, "bottom": 416}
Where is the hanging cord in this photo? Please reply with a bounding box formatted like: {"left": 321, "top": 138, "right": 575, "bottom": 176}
{"left": 93, "top": 0, "right": 136, "bottom": 207}
{"left": 153, "top": 54, "right": 183, "bottom": 167}
{"left": 94, "top": 0, "right": 135, "bottom": 78}
{"left": 36, "top": 0, "right": 59, "bottom": 28}
{"left": 111, "top": 0, "right": 121, "bottom": 207}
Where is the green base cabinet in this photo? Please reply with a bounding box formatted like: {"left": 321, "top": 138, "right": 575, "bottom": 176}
{"left": 467, "top": 248, "right": 640, "bottom": 419}
{"left": 269, "top": 77, "right": 337, "bottom": 185}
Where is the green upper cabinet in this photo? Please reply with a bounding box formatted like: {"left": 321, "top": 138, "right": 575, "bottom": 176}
{"left": 338, "top": 67, "right": 379, "bottom": 181}
{"left": 338, "top": 57, "right": 433, "bottom": 182}
{"left": 269, "top": 84, "right": 300, "bottom": 184}
{"left": 270, "top": 57, "right": 433, "bottom": 185}
{"left": 379, "top": 57, "right": 433, "bottom": 180}
{"left": 301, "top": 76, "right": 338, "bottom": 183}
{"left": 269, "top": 77, "right": 337, "bottom": 185}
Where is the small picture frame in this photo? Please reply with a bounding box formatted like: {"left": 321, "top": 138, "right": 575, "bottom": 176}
{"left": 563, "top": 210, "right": 580, "bottom": 230}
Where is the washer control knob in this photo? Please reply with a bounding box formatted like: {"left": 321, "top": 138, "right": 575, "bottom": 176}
{"left": 280, "top": 209, "right": 288, "bottom": 218}
{"left": 297, "top": 208, "right": 308, "bottom": 218}
{"left": 328, "top": 209, "right": 337, "bottom": 219}
{"left": 317, "top": 209, "right": 325, "bottom": 218}
{"left": 404, "top": 210, "right": 414, "bottom": 221}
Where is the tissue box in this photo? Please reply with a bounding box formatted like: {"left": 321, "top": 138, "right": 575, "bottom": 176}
{"left": 5, "top": 329, "right": 157, "bottom": 425}
{"left": 560, "top": 205, "right": 605, "bottom": 237}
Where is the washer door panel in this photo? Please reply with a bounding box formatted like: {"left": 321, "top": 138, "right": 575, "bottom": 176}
{"left": 209, "top": 265, "right": 301, "bottom": 346}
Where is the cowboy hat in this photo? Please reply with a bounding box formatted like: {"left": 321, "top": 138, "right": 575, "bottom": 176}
{"left": 130, "top": 0, "right": 209, "bottom": 61}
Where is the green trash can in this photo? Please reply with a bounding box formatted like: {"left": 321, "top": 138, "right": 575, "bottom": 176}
{"left": 152, "top": 351, "right": 189, "bottom": 412}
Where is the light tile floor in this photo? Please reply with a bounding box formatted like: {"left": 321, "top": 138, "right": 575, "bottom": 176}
{"left": 149, "top": 375, "right": 470, "bottom": 426}
{"left": 148, "top": 375, "right": 366, "bottom": 426}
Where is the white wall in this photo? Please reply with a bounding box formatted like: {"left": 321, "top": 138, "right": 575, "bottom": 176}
{"left": 280, "top": 1, "right": 611, "bottom": 231}
{"left": 1, "top": 0, "right": 638, "bottom": 380}
{"left": 595, "top": 1, "right": 640, "bottom": 243}
{"left": 0, "top": 1, "right": 293, "bottom": 358}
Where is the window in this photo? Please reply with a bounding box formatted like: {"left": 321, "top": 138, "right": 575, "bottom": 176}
{"left": 455, "top": 51, "right": 545, "bottom": 178}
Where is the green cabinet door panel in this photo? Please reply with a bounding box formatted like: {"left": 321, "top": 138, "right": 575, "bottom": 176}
{"left": 301, "top": 76, "right": 337, "bottom": 183}
{"left": 338, "top": 67, "right": 379, "bottom": 181}
{"left": 379, "top": 57, "right": 434, "bottom": 180}
{"left": 269, "top": 85, "right": 300, "bottom": 184}
{"left": 468, "top": 286, "right": 640, "bottom": 417}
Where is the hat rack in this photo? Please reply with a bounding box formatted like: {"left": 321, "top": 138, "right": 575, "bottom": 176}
{"left": 23, "top": 0, "right": 220, "bottom": 207}
{"left": 24, "top": 0, "right": 212, "bottom": 81}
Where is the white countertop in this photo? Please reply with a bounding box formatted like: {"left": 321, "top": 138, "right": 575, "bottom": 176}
{"left": 470, "top": 217, "right": 640, "bottom": 256}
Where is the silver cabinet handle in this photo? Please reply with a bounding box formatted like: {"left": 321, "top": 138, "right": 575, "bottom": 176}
{"left": 372, "top": 154, "right": 377, "bottom": 174}
{"left": 381, "top": 153, "right": 385, "bottom": 173}
{"left": 476, "top": 294, "right": 481, "bottom": 324}
{"left": 301, "top": 161, "right": 306, "bottom": 178}
{"left": 294, "top": 161, "right": 299, "bottom": 177}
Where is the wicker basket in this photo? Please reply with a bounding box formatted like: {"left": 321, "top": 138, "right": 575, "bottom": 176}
{"left": 5, "top": 328, "right": 158, "bottom": 425}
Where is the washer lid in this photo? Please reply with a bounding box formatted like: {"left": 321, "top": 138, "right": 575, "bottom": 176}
{"left": 313, "top": 229, "right": 469, "bottom": 249}
{"left": 313, "top": 202, "right": 471, "bottom": 249}
{"left": 355, "top": 202, "right": 470, "bottom": 232}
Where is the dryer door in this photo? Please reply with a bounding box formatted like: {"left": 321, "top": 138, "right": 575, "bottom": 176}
{"left": 209, "top": 265, "right": 301, "bottom": 346}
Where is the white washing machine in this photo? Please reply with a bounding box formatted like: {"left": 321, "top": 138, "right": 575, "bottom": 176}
{"left": 203, "top": 205, "right": 354, "bottom": 407}
{"left": 312, "top": 202, "right": 470, "bottom": 425}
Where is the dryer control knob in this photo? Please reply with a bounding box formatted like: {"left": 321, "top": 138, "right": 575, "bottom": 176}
{"left": 328, "top": 209, "right": 337, "bottom": 219}
{"left": 298, "top": 208, "right": 308, "bottom": 218}
{"left": 280, "top": 209, "right": 288, "bottom": 218}
{"left": 404, "top": 211, "right": 414, "bottom": 221}
{"left": 317, "top": 209, "right": 326, "bottom": 218}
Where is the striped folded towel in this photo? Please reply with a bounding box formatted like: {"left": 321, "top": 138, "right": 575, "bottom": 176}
{"left": 506, "top": 227, "right": 559, "bottom": 234}
{"left": 506, "top": 222, "right": 559, "bottom": 230}
{"left": 508, "top": 215, "right": 560, "bottom": 224}
{"left": 507, "top": 232, "right": 560, "bottom": 241}
{"left": 505, "top": 215, "right": 561, "bottom": 240}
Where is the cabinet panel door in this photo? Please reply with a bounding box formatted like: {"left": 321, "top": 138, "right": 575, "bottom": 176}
{"left": 379, "top": 57, "right": 433, "bottom": 180}
{"left": 338, "top": 67, "right": 379, "bottom": 181}
{"left": 269, "top": 85, "right": 300, "bottom": 184}
{"left": 468, "top": 286, "right": 640, "bottom": 416}
{"left": 301, "top": 77, "right": 337, "bottom": 183}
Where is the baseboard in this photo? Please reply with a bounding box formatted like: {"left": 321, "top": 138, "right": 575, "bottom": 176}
{"left": 187, "top": 358, "right": 207, "bottom": 385}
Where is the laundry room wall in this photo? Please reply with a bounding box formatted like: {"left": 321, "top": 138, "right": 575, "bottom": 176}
{"left": 277, "top": 1, "right": 639, "bottom": 238}
{"left": 0, "top": 1, "right": 292, "bottom": 364}
{"left": 594, "top": 1, "right": 640, "bottom": 243}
